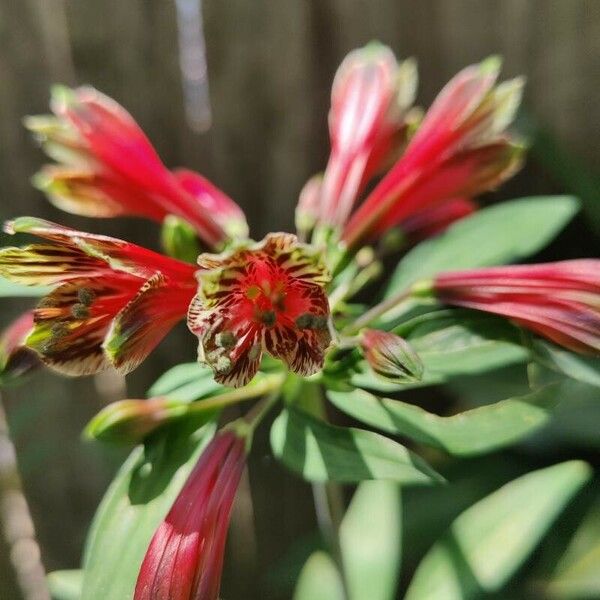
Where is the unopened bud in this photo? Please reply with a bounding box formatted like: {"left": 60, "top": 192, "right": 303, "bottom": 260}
{"left": 161, "top": 215, "right": 202, "bottom": 264}
{"left": 0, "top": 312, "right": 40, "bottom": 384}
{"left": 84, "top": 397, "right": 187, "bottom": 444}
{"left": 295, "top": 174, "right": 323, "bottom": 235}
{"left": 360, "top": 329, "right": 423, "bottom": 382}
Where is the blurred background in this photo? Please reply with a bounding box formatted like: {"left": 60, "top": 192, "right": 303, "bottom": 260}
{"left": 0, "top": 1, "right": 598, "bottom": 598}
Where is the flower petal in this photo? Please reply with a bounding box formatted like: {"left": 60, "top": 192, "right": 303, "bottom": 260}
{"left": 104, "top": 273, "right": 193, "bottom": 374}
{"left": 26, "top": 276, "right": 140, "bottom": 375}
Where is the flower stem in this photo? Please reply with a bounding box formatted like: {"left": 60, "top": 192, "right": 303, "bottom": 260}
{"left": 343, "top": 289, "right": 413, "bottom": 335}
{"left": 186, "top": 373, "right": 285, "bottom": 414}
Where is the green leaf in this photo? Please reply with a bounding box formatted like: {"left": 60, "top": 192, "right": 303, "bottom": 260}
{"left": 81, "top": 420, "right": 217, "bottom": 599}
{"left": 147, "top": 362, "right": 224, "bottom": 402}
{"left": 529, "top": 339, "right": 600, "bottom": 389}
{"left": 405, "top": 461, "right": 591, "bottom": 600}
{"left": 327, "top": 383, "right": 562, "bottom": 456}
{"left": 385, "top": 196, "right": 579, "bottom": 298}
{"left": 270, "top": 408, "right": 443, "bottom": 484}
{"left": 546, "top": 497, "right": 600, "bottom": 599}
{"left": 293, "top": 551, "right": 345, "bottom": 600}
{"left": 48, "top": 570, "right": 83, "bottom": 600}
{"left": 0, "top": 275, "right": 51, "bottom": 297}
{"left": 340, "top": 482, "right": 401, "bottom": 600}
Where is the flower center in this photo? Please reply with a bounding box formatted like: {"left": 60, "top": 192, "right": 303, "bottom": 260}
{"left": 245, "top": 278, "right": 287, "bottom": 326}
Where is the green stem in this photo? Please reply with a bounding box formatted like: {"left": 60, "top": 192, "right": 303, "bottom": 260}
{"left": 343, "top": 288, "right": 413, "bottom": 335}
{"left": 186, "top": 373, "right": 285, "bottom": 414}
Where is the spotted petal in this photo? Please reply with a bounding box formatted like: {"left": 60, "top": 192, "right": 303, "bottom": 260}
{"left": 26, "top": 275, "right": 141, "bottom": 375}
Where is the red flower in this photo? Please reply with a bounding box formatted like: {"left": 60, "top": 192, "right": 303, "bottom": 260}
{"left": 0, "top": 311, "right": 40, "bottom": 381}
{"left": 343, "top": 58, "right": 524, "bottom": 248}
{"left": 0, "top": 217, "right": 197, "bottom": 375}
{"left": 398, "top": 197, "right": 477, "bottom": 243}
{"left": 27, "top": 86, "right": 247, "bottom": 247}
{"left": 318, "top": 43, "right": 417, "bottom": 229}
{"left": 188, "top": 233, "right": 332, "bottom": 387}
{"left": 434, "top": 260, "right": 600, "bottom": 355}
{"left": 135, "top": 430, "right": 246, "bottom": 600}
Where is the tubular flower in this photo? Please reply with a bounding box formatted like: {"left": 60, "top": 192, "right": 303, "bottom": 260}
{"left": 343, "top": 57, "right": 524, "bottom": 248}
{"left": 319, "top": 43, "right": 417, "bottom": 229}
{"left": 188, "top": 233, "right": 332, "bottom": 387}
{"left": 398, "top": 197, "right": 477, "bottom": 243}
{"left": 433, "top": 260, "right": 600, "bottom": 355}
{"left": 135, "top": 430, "right": 246, "bottom": 600}
{"left": 0, "top": 217, "right": 197, "bottom": 375}
{"left": 26, "top": 86, "right": 247, "bottom": 247}
{"left": 0, "top": 311, "right": 40, "bottom": 381}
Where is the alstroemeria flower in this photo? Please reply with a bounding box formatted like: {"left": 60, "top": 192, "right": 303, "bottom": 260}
{"left": 319, "top": 43, "right": 417, "bottom": 229}
{"left": 343, "top": 57, "right": 524, "bottom": 248}
{"left": 26, "top": 86, "right": 248, "bottom": 246}
{"left": 135, "top": 430, "right": 246, "bottom": 600}
{"left": 0, "top": 217, "right": 197, "bottom": 375}
{"left": 398, "top": 197, "right": 477, "bottom": 243}
{"left": 188, "top": 233, "right": 332, "bottom": 387}
{"left": 433, "top": 260, "right": 600, "bottom": 355}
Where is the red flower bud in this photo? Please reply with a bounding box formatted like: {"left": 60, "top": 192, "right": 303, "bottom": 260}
{"left": 134, "top": 430, "right": 246, "bottom": 600}
{"left": 361, "top": 329, "right": 424, "bottom": 382}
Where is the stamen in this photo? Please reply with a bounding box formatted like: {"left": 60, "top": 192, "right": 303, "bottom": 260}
{"left": 216, "top": 331, "right": 237, "bottom": 349}
{"left": 260, "top": 310, "right": 276, "bottom": 327}
{"left": 78, "top": 288, "right": 96, "bottom": 306}
{"left": 71, "top": 303, "right": 90, "bottom": 319}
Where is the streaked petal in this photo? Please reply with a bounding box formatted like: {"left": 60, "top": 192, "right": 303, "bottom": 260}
{"left": 104, "top": 273, "right": 193, "bottom": 374}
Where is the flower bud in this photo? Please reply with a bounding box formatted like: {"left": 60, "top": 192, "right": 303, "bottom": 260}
{"left": 0, "top": 312, "right": 40, "bottom": 384}
{"left": 135, "top": 430, "right": 246, "bottom": 600}
{"left": 360, "top": 329, "right": 424, "bottom": 382}
{"left": 160, "top": 215, "right": 202, "bottom": 264}
{"left": 84, "top": 397, "right": 187, "bottom": 444}
{"left": 295, "top": 174, "right": 323, "bottom": 237}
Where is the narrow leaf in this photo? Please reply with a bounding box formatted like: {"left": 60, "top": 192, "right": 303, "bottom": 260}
{"left": 270, "top": 408, "right": 443, "bottom": 484}
{"left": 405, "top": 461, "right": 591, "bottom": 600}
{"left": 327, "top": 383, "right": 562, "bottom": 456}
{"left": 293, "top": 551, "right": 345, "bottom": 600}
{"left": 340, "top": 482, "right": 402, "bottom": 600}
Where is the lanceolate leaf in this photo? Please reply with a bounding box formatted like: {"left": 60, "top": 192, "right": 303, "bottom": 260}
{"left": 270, "top": 408, "right": 443, "bottom": 484}
{"left": 293, "top": 551, "right": 345, "bottom": 600}
{"left": 81, "top": 420, "right": 217, "bottom": 599}
{"left": 340, "top": 482, "right": 402, "bottom": 600}
{"left": 327, "top": 384, "right": 562, "bottom": 456}
{"left": 385, "top": 196, "right": 579, "bottom": 297}
{"left": 545, "top": 497, "right": 600, "bottom": 599}
{"left": 405, "top": 461, "right": 591, "bottom": 600}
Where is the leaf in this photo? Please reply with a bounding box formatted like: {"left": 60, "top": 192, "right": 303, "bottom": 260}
{"left": 48, "top": 570, "right": 83, "bottom": 600}
{"left": 147, "top": 362, "right": 224, "bottom": 402}
{"left": 293, "top": 551, "right": 345, "bottom": 600}
{"left": 405, "top": 461, "right": 591, "bottom": 600}
{"left": 270, "top": 408, "right": 443, "bottom": 484}
{"left": 0, "top": 275, "right": 51, "bottom": 297}
{"left": 340, "top": 482, "right": 401, "bottom": 600}
{"left": 529, "top": 338, "right": 600, "bottom": 389}
{"left": 81, "top": 420, "right": 217, "bottom": 599}
{"left": 327, "top": 384, "right": 562, "bottom": 456}
{"left": 385, "top": 196, "right": 579, "bottom": 298}
{"left": 546, "top": 497, "right": 600, "bottom": 599}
